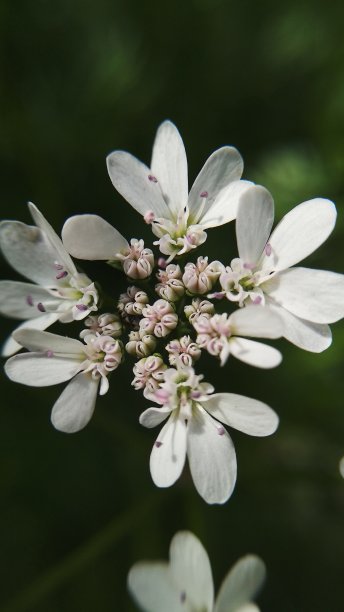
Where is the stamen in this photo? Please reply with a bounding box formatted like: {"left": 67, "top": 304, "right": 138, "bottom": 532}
{"left": 26, "top": 295, "right": 34, "bottom": 306}
{"left": 144, "top": 210, "right": 155, "bottom": 224}
{"left": 157, "top": 257, "right": 167, "bottom": 269}
{"left": 54, "top": 263, "right": 64, "bottom": 270}
{"left": 56, "top": 270, "right": 68, "bottom": 280}
{"left": 253, "top": 296, "right": 262, "bottom": 305}
{"left": 243, "top": 262, "right": 254, "bottom": 269}
{"left": 200, "top": 191, "right": 208, "bottom": 198}
{"left": 265, "top": 242, "right": 272, "bottom": 256}
{"left": 148, "top": 174, "right": 158, "bottom": 183}
{"left": 217, "top": 426, "right": 225, "bottom": 436}
{"left": 76, "top": 304, "right": 88, "bottom": 311}
{"left": 191, "top": 390, "right": 201, "bottom": 399}
{"left": 37, "top": 302, "right": 46, "bottom": 312}
{"left": 155, "top": 441, "right": 163, "bottom": 448}
{"left": 180, "top": 592, "right": 186, "bottom": 603}
{"left": 45, "top": 350, "right": 54, "bottom": 358}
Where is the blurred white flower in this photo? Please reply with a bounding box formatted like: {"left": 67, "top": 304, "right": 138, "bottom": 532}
{"left": 339, "top": 456, "right": 344, "bottom": 478}
{"left": 140, "top": 361, "right": 279, "bottom": 504}
{"left": 106, "top": 120, "right": 251, "bottom": 261}
{"left": 0, "top": 203, "right": 99, "bottom": 356}
{"left": 220, "top": 184, "right": 344, "bottom": 352}
{"left": 5, "top": 328, "right": 123, "bottom": 432}
{"left": 128, "top": 530, "right": 266, "bottom": 612}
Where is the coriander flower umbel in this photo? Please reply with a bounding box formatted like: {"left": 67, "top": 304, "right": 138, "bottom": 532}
{"left": 5, "top": 329, "right": 123, "bottom": 432}
{"left": 140, "top": 361, "right": 279, "bottom": 504}
{"left": 106, "top": 120, "right": 252, "bottom": 261}
{"left": 128, "top": 530, "right": 266, "bottom": 612}
{"left": 220, "top": 184, "right": 344, "bottom": 352}
{"left": 0, "top": 203, "right": 99, "bottom": 356}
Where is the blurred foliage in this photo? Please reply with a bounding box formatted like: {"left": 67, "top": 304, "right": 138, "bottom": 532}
{"left": 1, "top": 0, "right": 344, "bottom": 610}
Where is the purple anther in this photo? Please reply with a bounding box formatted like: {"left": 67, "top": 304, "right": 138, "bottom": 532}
{"left": 56, "top": 270, "right": 68, "bottom": 280}
{"left": 157, "top": 257, "right": 167, "bottom": 269}
{"left": 200, "top": 191, "right": 208, "bottom": 198}
{"left": 54, "top": 263, "right": 64, "bottom": 270}
{"left": 243, "top": 262, "right": 253, "bottom": 270}
{"left": 253, "top": 296, "right": 262, "bottom": 305}
{"left": 144, "top": 210, "right": 155, "bottom": 224}
{"left": 265, "top": 242, "right": 272, "bottom": 256}
{"left": 76, "top": 304, "right": 88, "bottom": 311}
{"left": 26, "top": 295, "right": 34, "bottom": 306}
{"left": 180, "top": 592, "right": 186, "bottom": 603}
{"left": 191, "top": 390, "right": 201, "bottom": 399}
{"left": 155, "top": 441, "right": 163, "bottom": 448}
{"left": 218, "top": 426, "right": 225, "bottom": 436}
{"left": 148, "top": 174, "right": 158, "bottom": 183}
{"left": 45, "top": 350, "right": 54, "bottom": 358}
{"left": 212, "top": 291, "right": 224, "bottom": 300}
{"left": 37, "top": 302, "right": 46, "bottom": 312}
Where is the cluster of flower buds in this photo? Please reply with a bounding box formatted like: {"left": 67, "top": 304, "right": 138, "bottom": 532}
{"left": 155, "top": 263, "right": 185, "bottom": 301}
{"left": 131, "top": 354, "right": 167, "bottom": 396}
{"left": 165, "top": 334, "right": 201, "bottom": 366}
{"left": 117, "top": 238, "right": 154, "bottom": 279}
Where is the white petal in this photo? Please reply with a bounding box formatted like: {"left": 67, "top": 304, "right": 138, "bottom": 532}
{"left": 169, "top": 531, "right": 214, "bottom": 612}
{"left": 149, "top": 413, "right": 187, "bottom": 487}
{"left": 0, "top": 220, "right": 64, "bottom": 286}
{"left": 13, "top": 329, "right": 84, "bottom": 354}
{"left": 128, "top": 563, "right": 184, "bottom": 612}
{"left": 202, "top": 393, "right": 279, "bottom": 436}
{"left": 139, "top": 406, "right": 172, "bottom": 428}
{"left": 188, "top": 147, "right": 243, "bottom": 223}
{"left": 199, "top": 181, "right": 253, "bottom": 230}
{"left": 229, "top": 305, "right": 283, "bottom": 339}
{"left": 61, "top": 215, "right": 129, "bottom": 260}
{"left": 259, "top": 198, "right": 337, "bottom": 272}
{"left": 5, "top": 353, "right": 81, "bottom": 386}
{"left": 28, "top": 203, "right": 77, "bottom": 275}
{"left": 151, "top": 120, "right": 188, "bottom": 216}
{"left": 187, "top": 406, "right": 237, "bottom": 504}
{"left": 266, "top": 300, "right": 332, "bottom": 352}
{"left": 1, "top": 313, "right": 61, "bottom": 357}
{"left": 229, "top": 337, "right": 282, "bottom": 369}
{"left": 214, "top": 555, "right": 266, "bottom": 612}
{"left": 51, "top": 372, "right": 99, "bottom": 433}
{"left": 263, "top": 267, "right": 344, "bottom": 324}
{"left": 106, "top": 151, "right": 168, "bottom": 217}
{"left": 236, "top": 185, "right": 274, "bottom": 265}
{"left": 0, "top": 281, "right": 62, "bottom": 319}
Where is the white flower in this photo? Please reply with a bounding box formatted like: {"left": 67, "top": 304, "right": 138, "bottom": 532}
{"left": 220, "top": 184, "right": 344, "bottom": 352}
{"left": 192, "top": 305, "right": 283, "bottom": 368}
{"left": 0, "top": 203, "right": 99, "bottom": 356}
{"left": 61, "top": 213, "right": 156, "bottom": 278}
{"left": 106, "top": 120, "right": 252, "bottom": 261}
{"left": 140, "top": 362, "right": 279, "bottom": 504}
{"left": 128, "top": 530, "right": 266, "bottom": 612}
{"left": 4, "top": 328, "right": 123, "bottom": 432}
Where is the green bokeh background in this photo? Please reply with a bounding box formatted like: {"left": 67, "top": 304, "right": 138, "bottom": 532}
{"left": 1, "top": 1, "right": 344, "bottom": 610}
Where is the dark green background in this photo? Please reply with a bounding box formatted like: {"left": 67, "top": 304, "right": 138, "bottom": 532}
{"left": 1, "top": 0, "right": 344, "bottom": 610}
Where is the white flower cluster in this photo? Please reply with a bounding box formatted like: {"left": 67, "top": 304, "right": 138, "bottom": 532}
{"left": 1, "top": 120, "right": 344, "bottom": 510}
